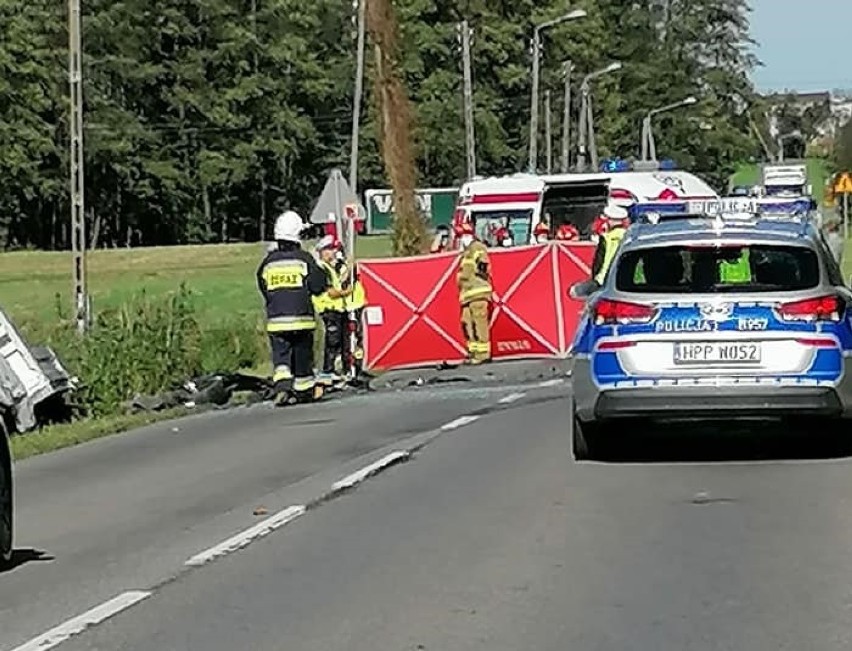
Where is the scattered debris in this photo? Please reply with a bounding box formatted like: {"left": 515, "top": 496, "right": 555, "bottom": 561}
{"left": 253, "top": 506, "right": 269, "bottom": 516}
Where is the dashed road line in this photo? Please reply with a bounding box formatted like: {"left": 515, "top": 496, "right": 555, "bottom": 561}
{"left": 498, "top": 392, "right": 526, "bottom": 404}
{"left": 537, "top": 378, "right": 565, "bottom": 388}
{"left": 185, "top": 504, "right": 306, "bottom": 567}
{"left": 440, "top": 415, "right": 480, "bottom": 431}
{"left": 10, "top": 591, "right": 152, "bottom": 651}
{"left": 332, "top": 451, "right": 410, "bottom": 492}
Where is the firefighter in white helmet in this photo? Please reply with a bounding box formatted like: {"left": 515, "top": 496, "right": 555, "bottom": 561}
{"left": 257, "top": 211, "right": 328, "bottom": 404}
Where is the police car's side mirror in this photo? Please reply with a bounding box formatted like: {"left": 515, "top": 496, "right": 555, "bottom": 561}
{"left": 569, "top": 280, "right": 599, "bottom": 300}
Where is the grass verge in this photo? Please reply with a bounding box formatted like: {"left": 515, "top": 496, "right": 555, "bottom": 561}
{"left": 11, "top": 408, "right": 190, "bottom": 461}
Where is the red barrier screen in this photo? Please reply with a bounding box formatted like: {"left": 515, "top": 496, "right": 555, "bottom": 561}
{"left": 359, "top": 242, "right": 595, "bottom": 370}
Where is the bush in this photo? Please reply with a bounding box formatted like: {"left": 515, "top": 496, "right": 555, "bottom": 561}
{"left": 71, "top": 285, "right": 203, "bottom": 416}
{"left": 25, "top": 285, "right": 270, "bottom": 419}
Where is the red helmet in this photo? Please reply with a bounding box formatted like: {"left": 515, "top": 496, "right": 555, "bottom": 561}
{"left": 454, "top": 221, "right": 475, "bottom": 236}
{"left": 555, "top": 224, "right": 579, "bottom": 241}
{"left": 533, "top": 221, "right": 549, "bottom": 236}
{"left": 592, "top": 215, "right": 610, "bottom": 236}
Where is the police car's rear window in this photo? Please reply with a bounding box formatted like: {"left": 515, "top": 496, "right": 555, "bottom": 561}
{"left": 615, "top": 244, "right": 820, "bottom": 294}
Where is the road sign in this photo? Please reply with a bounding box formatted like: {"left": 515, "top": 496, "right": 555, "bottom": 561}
{"left": 309, "top": 169, "right": 363, "bottom": 224}
{"left": 834, "top": 172, "right": 852, "bottom": 194}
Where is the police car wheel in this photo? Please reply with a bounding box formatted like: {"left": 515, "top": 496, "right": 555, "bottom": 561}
{"left": 0, "top": 420, "right": 12, "bottom": 566}
{"left": 572, "top": 408, "right": 606, "bottom": 461}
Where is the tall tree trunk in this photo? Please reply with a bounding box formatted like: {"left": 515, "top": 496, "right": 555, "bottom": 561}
{"left": 366, "top": 0, "right": 425, "bottom": 256}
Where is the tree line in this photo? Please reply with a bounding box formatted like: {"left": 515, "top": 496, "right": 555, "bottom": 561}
{"left": 0, "top": 0, "right": 763, "bottom": 250}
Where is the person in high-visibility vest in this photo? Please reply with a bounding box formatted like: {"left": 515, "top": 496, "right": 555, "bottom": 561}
{"left": 314, "top": 236, "right": 353, "bottom": 385}
{"left": 336, "top": 250, "right": 367, "bottom": 377}
{"left": 257, "top": 211, "right": 328, "bottom": 404}
{"left": 455, "top": 222, "right": 492, "bottom": 364}
{"left": 591, "top": 202, "right": 631, "bottom": 285}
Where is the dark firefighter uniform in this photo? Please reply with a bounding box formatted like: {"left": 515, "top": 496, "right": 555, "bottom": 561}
{"left": 257, "top": 241, "right": 328, "bottom": 399}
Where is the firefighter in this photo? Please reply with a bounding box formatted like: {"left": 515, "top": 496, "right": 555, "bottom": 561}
{"left": 455, "top": 222, "right": 492, "bottom": 364}
{"left": 555, "top": 223, "right": 580, "bottom": 241}
{"left": 591, "top": 202, "right": 630, "bottom": 285}
{"left": 258, "top": 211, "right": 328, "bottom": 405}
{"left": 314, "top": 236, "right": 352, "bottom": 385}
{"left": 533, "top": 221, "right": 550, "bottom": 243}
{"left": 430, "top": 224, "right": 451, "bottom": 253}
{"left": 494, "top": 225, "right": 514, "bottom": 247}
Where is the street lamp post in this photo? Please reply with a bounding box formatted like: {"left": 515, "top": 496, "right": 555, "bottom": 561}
{"left": 576, "top": 62, "right": 622, "bottom": 172}
{"left": 561, "top": 60, "right": 573, "bottom": 172}
{"left": 777, "top": 131, "right": 804, "bottom": 162}
{"left": 640, "top": 96, "right": 697, "bottom": 161}
{"left": 528, "top": 9, "right": 587, "bottom": 173}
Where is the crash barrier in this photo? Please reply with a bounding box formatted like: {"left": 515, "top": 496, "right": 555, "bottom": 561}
{"left": 359, "top": 242, "right": 596, "bottom": 370}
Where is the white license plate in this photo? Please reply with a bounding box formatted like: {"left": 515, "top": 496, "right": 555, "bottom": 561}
{"left": 674, "top": 342, "right": 761, "bottom": 364}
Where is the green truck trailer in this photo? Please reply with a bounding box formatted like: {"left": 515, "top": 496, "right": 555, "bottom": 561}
{"left": 364, "top": 187, "right": 458, "bottom": 234}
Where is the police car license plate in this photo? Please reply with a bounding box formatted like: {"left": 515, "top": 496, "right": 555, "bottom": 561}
{"left": 674, "top": 342, "right": 761, "bottom": 364}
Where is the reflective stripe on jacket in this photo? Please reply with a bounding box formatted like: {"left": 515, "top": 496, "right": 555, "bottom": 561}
{"left": 457, "top": 240, "right": 492, "bottom": 304}
{"left": 594, "top": 228, "right": 626, "bottom": 284}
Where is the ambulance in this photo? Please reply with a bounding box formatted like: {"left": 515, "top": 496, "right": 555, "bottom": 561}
{"left": 450, "top": 160, "right": 718, "bottom": 248}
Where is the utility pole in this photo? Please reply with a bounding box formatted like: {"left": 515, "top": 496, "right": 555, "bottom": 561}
{"left": 349, "top": 0, "right": 366, "bottom": 193}
{"left": 346, "top": 0, "right": 366, "bottom": 261}
{"left": 561, "top": 60, "right": 573, "bottom": 172}
{"left": 528, "top": 30, "right": 541, "bottom": 173}
{"left": 460, "top": 19, "right": 476, "bottom": 179}
{"left": 68, "top": 0, "right": 89, "bottom": 333}
{"left": 587, "top": 92, "right": 599, "bottom": 170}
{"left": 576, "top": 81, "right": 589, "bottom": 172}
{"left": 545, "top": 90, "right": 552, "bottom": 174}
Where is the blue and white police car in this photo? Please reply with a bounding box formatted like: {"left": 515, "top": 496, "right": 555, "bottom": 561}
{"left": 568, "top": 199, "right": 852, "bottom": 459}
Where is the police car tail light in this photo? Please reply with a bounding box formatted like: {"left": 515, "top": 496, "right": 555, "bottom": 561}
{"left": 776, "top": 296, "right": 844, "bottom": 322}
{"left": 593, "top": 299, "right": 658, "bottom": 325}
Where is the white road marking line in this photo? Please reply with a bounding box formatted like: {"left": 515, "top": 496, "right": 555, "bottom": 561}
{"left": 11, "top": 591, "right": 151, "bottom": 651}
{"left": 498, "top": 392, "right": 526, "bottom": 404}
{"left": 441, "top": 415, "right": 480, "bottom": 431}
{"left": 537, "top": 378, "right": 565, "bottom": 388}
{"left": 332, "top": 451, "right": 410, "bottom": 492}
{"left": 185, "top": 505, "right": 306, "bottom": 567}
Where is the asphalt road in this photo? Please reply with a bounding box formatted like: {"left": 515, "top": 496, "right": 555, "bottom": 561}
{"left": 7, "top": 374, "right": 852, "bottom": 650}
{"left": 1, "top": 379, "right": 551, "bottom": 651}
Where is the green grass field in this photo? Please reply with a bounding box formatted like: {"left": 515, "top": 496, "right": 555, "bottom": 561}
{"left": 1, "top": 236, "right": 393, "bottom": 336}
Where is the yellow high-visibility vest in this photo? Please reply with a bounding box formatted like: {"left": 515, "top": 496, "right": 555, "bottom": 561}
{"left": 315, "top": 261, "right": 345, "bottom": 312}
{"left": 594, "top": 228, "right": 626, "bottom": 284}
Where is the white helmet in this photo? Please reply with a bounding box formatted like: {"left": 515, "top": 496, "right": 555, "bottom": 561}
{"left": 273, "top": 210, "right": 306, "bottom": 242}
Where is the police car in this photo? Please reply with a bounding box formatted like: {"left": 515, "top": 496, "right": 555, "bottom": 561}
{"left": 568, "top": 199, "right": 852, "bottom": 459}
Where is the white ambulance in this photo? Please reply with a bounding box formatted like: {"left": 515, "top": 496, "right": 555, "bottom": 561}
{"left": 451, "top": 162, "right": 718, "bottom": 247}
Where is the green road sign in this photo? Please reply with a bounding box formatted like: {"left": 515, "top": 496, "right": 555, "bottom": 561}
{"left": 364, "top": 187, "right": 458, "bottom": 234}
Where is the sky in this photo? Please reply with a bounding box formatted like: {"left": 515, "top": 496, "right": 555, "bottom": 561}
{"left": 749, "top": 0, "right": 851, "bottom": 93}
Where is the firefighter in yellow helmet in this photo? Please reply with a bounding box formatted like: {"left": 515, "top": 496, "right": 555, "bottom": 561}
{"left": 257, "top": 211, "right": 328, "bottom": 404}
{"left": 455, "top": 221, "right": 492, "bottom": 364}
